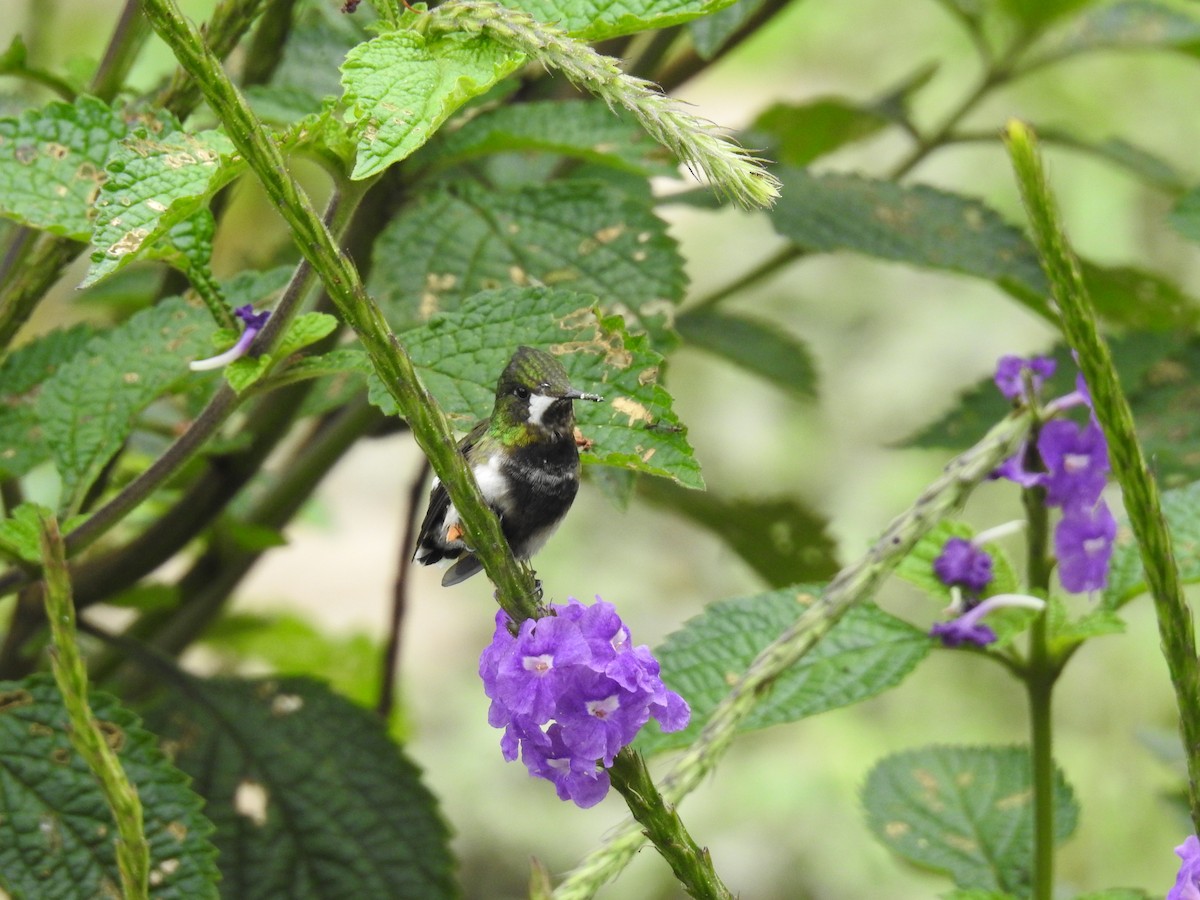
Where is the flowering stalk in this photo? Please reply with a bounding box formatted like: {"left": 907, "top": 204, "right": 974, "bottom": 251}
{"left": 1006, "top": 120, "right": 1200, "bottom": 831}
{"left": 38, "top": 512, "right": 149, "bottom": 900}
{"left": 557, "top": 409, "right": 1033, "bottom": 898}
{"left": 425, "top": 0, "right": 781, "bottom": 209}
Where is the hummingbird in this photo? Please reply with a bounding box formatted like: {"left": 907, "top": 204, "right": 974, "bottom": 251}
{"left": 413, "top": 346, "right": 604, "bottom": 586}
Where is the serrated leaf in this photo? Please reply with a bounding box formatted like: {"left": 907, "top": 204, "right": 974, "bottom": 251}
{"left": 863, "top": 745, "right": 1078, "bottom": 893}
{"left": 0, "top": 95, "right": 133, "bottom": 239}
{"left": 687, "top": 0, "right": 767, "bottom": 57}
{"left": 0, "top": 674, "right": 219, "bottom": 899}
{"left": 1031, "top": 0, "right": 1200, "bottom": 61}
{"left": 144, "top": 675, "right": 454, "bottom": 899}
{"left": 897, "top": 520, "right": 1020, "bottom": 598}
{"left": 749, "top": 98, "right": 891, "bottom": 167}
{"left": 0, "top": 323, "right": 93, "bottom": 479}
{"left": 374, "top": 286, "right": 703, "bottom": 488}
{"left": 1046, "top": 594, "right": 1125, "bottom": 653}
{"left": 0, "top": 502, "right": 53, "bottom": 564}
{"left": 503, "top": 0, "right": 742, "bottom": 41}
{"left": 675, "top": 307, "right": 817, "bottom": 398}
{"left": 635, "top": 589, "right": 931, "bottom": 755}
{"left": 84, "top": 128, "right": 240, "bottom": 287}
{"left": 416, "top": 100, "right": 674, "bottom": 177}
{"left": 639, "top": 479, "right": 839, "bottom": 587}
{"left": 368, "top": 178, "right": 686, "bottom": 332}
{"left": 277, "top": 312, "right": 338, "bottom": 357}
{"left": 767, "top": 167, "right": 1052, "bottom": 317}
{"left": 341, "top": 29, "right": 523, "bottom": 179}
{"left": 1104, "top": 480, "right": 1200, "bottom": 606}
{"left": 225, "top": 353, "right": 274, "bottom": 393}
{"left": 35, "top": 297, "right": 216, "bottom": 510}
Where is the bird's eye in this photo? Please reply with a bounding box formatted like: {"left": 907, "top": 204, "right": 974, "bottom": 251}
{"left": 514, "top": 386, "right": 531, "bottom": 400}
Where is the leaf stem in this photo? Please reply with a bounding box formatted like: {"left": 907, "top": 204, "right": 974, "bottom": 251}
{"left": 1005, "top": 119, "right": 1200, "bottom": 831}
{"left": 556, "top": 409, "right": 1032, "bottom": 897}
{"left": 37, "top": 512, "right": 149, "bottom": 900}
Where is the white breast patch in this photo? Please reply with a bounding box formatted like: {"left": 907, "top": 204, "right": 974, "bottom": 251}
{"left": 473, "top": 454, "right": 511, "bottom": 508}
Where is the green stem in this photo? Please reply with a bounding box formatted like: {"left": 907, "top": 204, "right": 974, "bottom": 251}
{"left": 141, "top": 0, "right": 541, "bottom": 623}
{"left": 607, "top": 749, "right": 732, "bottom": 900}
{"left": 90, "top": 0, "right": 150, "bottom": 102}
{"left": 556, "top": 409, "right": 1033, "bottom": 898}
{"left": 1006, "top": 120, "right": 1200, "bottom": 832}
{"left": 37, "top": 513, "right": 149, "bottom": 900}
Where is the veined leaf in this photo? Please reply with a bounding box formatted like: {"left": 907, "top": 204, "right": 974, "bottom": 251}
{"left": 1029, "top": 0, "right": 1200, "bottom": 62}
{"left": 416, "top": 100, "right": 675, "bottom": 176}
{"left": 372, "top": 286, "right": 703, "bottom": 488}
{"left": 639, "top": 479, "right": 839, "bottom": 587}
{"left": 749, "top": 99, "right": 891, "bottom": 167}
{"left": 34, "top": 297, "right": 216, "bottom": 510}
{"left": 502, "top": 0, "right": 743, "bottom": 41}
{"left": 0, "top": 675, "right": 219, "bottom": 899}
{"left": 144, "top": 676, "right": 454, "bottom": 900}
{"left": 688, "top": 0, "right": 768, "bottom": 58}
{"left": 0, "top": 95, "right": 135, "bottom": 239}
{"left": 341, "top": 29, "right": 523, "bottom": 180}
{"left": 0, "top": 323, "right": 92, "bottom": 479}
{"left": 675, "top": 307, "right": 817, "bottom": 398}
{"left": 1104, "top": 480, "right": 1200, "bottom": 606}
{"left": 767, "top": 167, "right": 1051, "bottom": 317}
{"left": 863, "top": 745, "right": 1078, "bottom": 893}
{"left": 368, "top": 179, "right": 686, "bottom": 332}
{"left": 83, "top": 128, "right": 240, "bottom": 287}
{"left": 635, "top": 589, "right": 931, "bottom": 755}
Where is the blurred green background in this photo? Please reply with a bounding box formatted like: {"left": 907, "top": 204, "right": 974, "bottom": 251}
{"left": 4, "top": 0, "right": 1199, "bottom": 896}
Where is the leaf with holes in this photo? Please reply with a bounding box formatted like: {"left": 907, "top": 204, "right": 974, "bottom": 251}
{"left": 863, "top": 745, "right": 1077, "bottom": 893}
{"left": 34, "top": 297, "right": 216, "bottom": 511}
{"left": 370, "top": 286, "right": 702, "bottom": 488}
{"left": 83, "top": 128, "right": 240, "bottom": 287}
{"left": 368, "top": 179, "right": 686, "bottom": 332}
{"left": 341, "top": 29, "right": 522, "bottom": 180}
{"left": 143, "top": 676, "right": 454, "bottom": 900}
{"left": 0, "top": 675, "right": 219, "bottom": 898}
{"left": 0, "top": 95, "right": 137, "bottom": 239}
{"left": 635, "top": 589, "right": 931, "bottom": 755}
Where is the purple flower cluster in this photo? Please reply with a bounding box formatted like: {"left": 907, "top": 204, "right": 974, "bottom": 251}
{"left": 933, "top": 537, "right": 994, "bottom": 598}
{"left": 479, "top": 597, "right": 689, "bottom": 808}
{"left": 994, "top": 354, "right": 1056, "bottom": 402}
{"left": 993, "top": 356, "right": 1117, "bottom": 594}
{"left": 1170, "top": 835, "right": 1200, "bottom": 900}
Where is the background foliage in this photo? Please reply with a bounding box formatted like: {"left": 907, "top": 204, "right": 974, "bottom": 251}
{"left": 2, "top": 0, "right": 1200, "bottom": 897}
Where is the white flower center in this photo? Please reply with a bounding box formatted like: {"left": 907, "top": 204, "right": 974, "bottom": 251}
{"left": 586, "top": 695, "right": 620, "bottom": 719}
{"left": 523, "top": 654, "right": 554, "bottom": 674}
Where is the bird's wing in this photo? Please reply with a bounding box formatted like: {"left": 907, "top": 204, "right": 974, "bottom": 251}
{"left": 413, "top": 420, "right": 488, "bottom": 565}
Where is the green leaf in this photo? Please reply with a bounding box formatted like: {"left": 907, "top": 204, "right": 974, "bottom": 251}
{"left": 1069, "top": 891, "right": 1154, "bottom": 900}
{"left": 749, "top": 99, "right": 891, "bottom": 167}
{"left": 83, "top": 128, "right": 240, "bottom": 287}
{"left": 0, "top": 95, "right": 134, "bottom": 239}
{"left": 1170, "top": 186, "right": 1200, "bottom": 244}
{"left": 767, "top": 168, "right": 1052, "bottom": 317}
{"left": 635, "top": 589, "right": 931, "bottom": 755}
{"left": 144, "top": 675, "right": 454, "bottom": 899}
{"left": 1030, "top": 0, "right": 1200, "bottom": 61}
{"left": 1082, "top": 261, "right": 1200, "bottom": 332}
{"left": 368, "top": 179, "right": 686, "bottom": 332}
{"left": 341, "top": 29, "right": 523, "bottom": 180}
{"left": 688, "top": 0, "right": 767, "bottom": 58}
{"left": 0, "top": 502, "right": 53, "bottom": 564}
{"left": 34, "top": 297, "right": 216, "bottom": 510}
{"left": 675, "top": 307, "right": 817, "bottom": 398}
{"left": 1046, "top": 594, "right": 1125, "bottom": 654}
{"left": 377, "top": 286, "right": 703, "bottom": 488}
{"left": 416, "top": 99, "right": 675, "bottom": 176}
{"left": 0, "top": 675, "right": 219, "bottom": 899}
{"left": 941, "top": 892, "right": 1018, "bottom": 900}
{"left": 225, "top": 353, "right": 274, "bottom": 394}
{"left": 277, "top": 311, "right": 339, "bottom": 358}
{"left": 1038, "top": 127, "right": 1186, "bottom": 192}
{"left": 639, "top": 480, "right": 839, "bottom": 587}
{"left": 503, "top": 0, "right": 742, "bottom": 41}
{"left": 863, "top": 745, "right": 1078, "bottom": 893}
{"left": 0, "top": 323, "right": 93, "bottom": 479}
{"left": 1104, "top": 480, "right": 1200, "bottom": 605}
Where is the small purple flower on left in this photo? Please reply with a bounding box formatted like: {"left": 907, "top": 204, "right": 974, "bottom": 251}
{"left": 480, "top": 597, "right": 689, "bottom": 808}
{"left": 1169, "top": 834, "right": 1200, "bottom": 900}
{"left": 189, "top": 305, "right": 270, "bottom": 371}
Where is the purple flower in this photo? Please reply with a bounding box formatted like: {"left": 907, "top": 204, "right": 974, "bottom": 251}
{"left": 1038, "top": 418, "right": 1109, "bottom": 510}
{"left": 930, "top": 593, "right": 1045, "bottom": 648}
{"left": 480, "top": 597, "right": 689, "bottom": 807}
{"left": 1055, "top": 500, "right": 1117, "bottom": 594}
{"left": 994, "top": 355, "right": 1056, "bottom": 402}
{"left": 1170, "top": 835, "right": 1200, "bottom": 900}
{"left": 933, "top": 537, "right": 994, "bottom": 596}
{"left": 189, "top": 304, "right": 270, "bottom": 371}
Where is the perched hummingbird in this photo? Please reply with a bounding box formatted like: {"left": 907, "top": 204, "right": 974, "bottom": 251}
{"left": 413, "top": 346, "right": 603, "bottom": 586}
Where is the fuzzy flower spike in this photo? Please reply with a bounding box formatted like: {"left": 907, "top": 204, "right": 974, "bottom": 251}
{"left": 190, "top": 304, "right": 270, "bottom": 371}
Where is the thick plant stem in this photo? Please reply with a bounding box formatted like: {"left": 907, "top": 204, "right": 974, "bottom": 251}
{"left": 38, "top": 513, "right": 149, "bottom": 900}
{"left": 557, "top": 410, "right": 1033, "bottom": 898}
{"left": 1006, "top": 120, "right": 1200, "bottom": 832}
{"left": 140, "top": 0, "right": 540, "bottom": 623}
